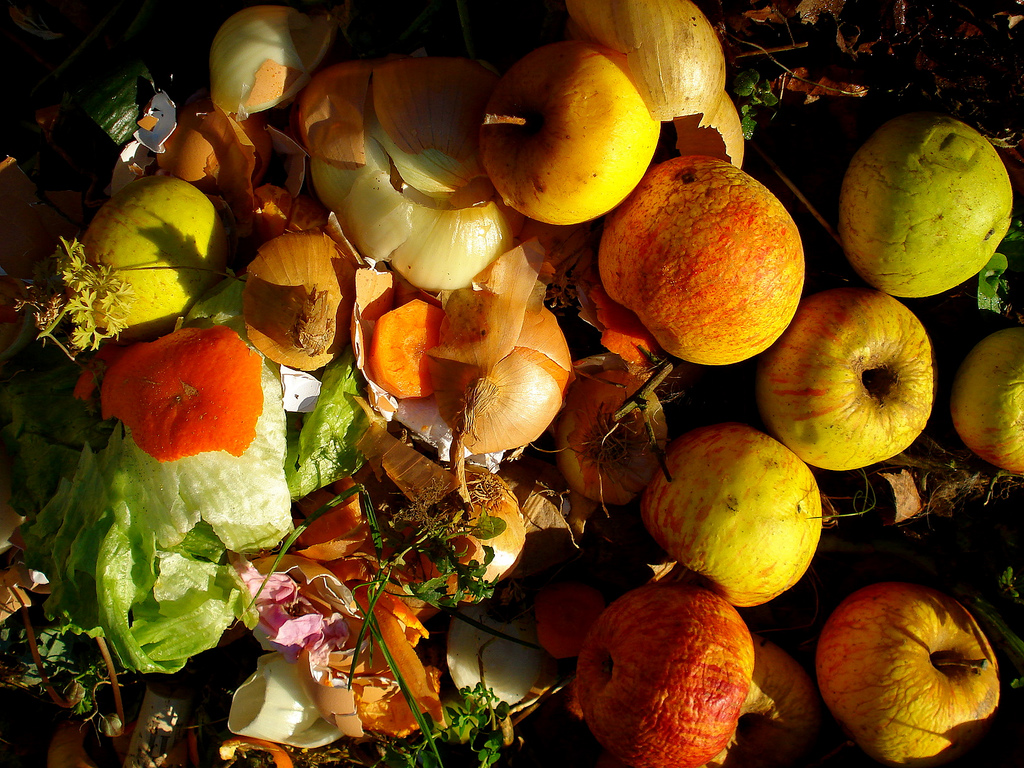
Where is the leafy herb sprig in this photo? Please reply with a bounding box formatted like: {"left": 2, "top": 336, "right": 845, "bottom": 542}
{"left": 20, "top": 237, "right": 134, "bottom": 358}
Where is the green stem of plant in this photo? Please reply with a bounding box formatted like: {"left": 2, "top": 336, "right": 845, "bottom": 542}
{"left": 455, "top": 0, "right": 476, "bottom": 59}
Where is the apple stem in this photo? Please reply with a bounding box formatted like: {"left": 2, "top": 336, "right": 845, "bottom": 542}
{"left": 931, "top": 657, "right": 990, "bottom": 671}
{"left": 483, "top": 114, "right": 528, "bottom": 127}
{"left": 612, "top": 358, "right": 675, "bottom": 482}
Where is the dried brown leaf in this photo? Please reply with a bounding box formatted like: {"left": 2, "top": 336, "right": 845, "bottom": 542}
{"left": 882, "top": 469, "right": 924, "bottom": 524}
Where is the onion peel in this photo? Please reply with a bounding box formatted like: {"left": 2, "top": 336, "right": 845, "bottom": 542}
{"left": 429, "top": 241, "right": 573, "bottom": 462}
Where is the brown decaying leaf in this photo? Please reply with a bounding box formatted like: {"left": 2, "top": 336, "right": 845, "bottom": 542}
{"left": 882, "top": 469, "right": 924, "bottom": 524}
{"left": 783, "top": 66, "right": 869, "bottom": 103}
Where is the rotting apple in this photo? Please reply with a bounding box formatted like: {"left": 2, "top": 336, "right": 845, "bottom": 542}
{"left": 815, "top": 581, "right": 1000, "bottom": 767}
{"left": 575, "top": 582, "right": 754, "bottom": 768}
{"left": 598, "top": 155, "right": 804, "bottom": 366}
{"left": 950, "top": 326, "right": 1024, "bottom": 473}
{"left": 838, "top": 111, "right": 1013, "bottom": 298}
{"left": 478, "top": 39, "right": 661, "bottom": 226}
{"left": 81, "top": 175, "right": 229, "bottom": 343}
{"left": 703, "top": 634, "right": 822, "bottom": 768}
{"left": 641, "top": 422, "right": 822, "bottom": 608}
{"left": 755, "top": 286, "right": 937, "bottom": 472}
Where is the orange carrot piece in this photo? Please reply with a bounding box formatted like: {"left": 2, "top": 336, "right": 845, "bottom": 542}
{"left": 367, "top": 299, "right": 444, "bottom": 399}
{"left": 590, "top": 284, "right": 661, "bottom": 367}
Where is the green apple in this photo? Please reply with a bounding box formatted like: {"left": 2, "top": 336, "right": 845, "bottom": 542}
{"left": 816, "top": 581, "right": 1000, "bottom": 767}
{"left": 755, "top": 287, "right": 936, "bottom": 471}
{"left": 838, "top": 112, "right": 1012, "bottom": 298}
{"left": 950, "top": 326, "right": 1024, "bottom": 472}
{"left": 82, "top": 176, "right": 229, "bottom": 342}
{"left": 641, "top": 422, "right": 822, "bottom": 607}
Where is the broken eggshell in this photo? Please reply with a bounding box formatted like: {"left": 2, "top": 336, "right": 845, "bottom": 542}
{"left": 446, "top": 601, "right": 552, "bottom": 705}
{"left": 228, "top": 651, "right": 345, "bottom": 748}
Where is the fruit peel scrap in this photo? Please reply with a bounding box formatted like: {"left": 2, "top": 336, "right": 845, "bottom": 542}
{"left": 100, "top": 324, "right": 265, "bottom": 462}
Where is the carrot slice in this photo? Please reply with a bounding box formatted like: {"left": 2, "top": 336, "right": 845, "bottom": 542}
{"left": 590, "top": 284, "right": 661, "bottom": 367}
{"left": 367, "top": 299, "right": 444, "bottom": 399}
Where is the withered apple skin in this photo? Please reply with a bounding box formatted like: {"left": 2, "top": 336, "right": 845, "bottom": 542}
{"left": 815, "top": 581, "right": 1000, "bottom": 768}
{"left": 575, "top": 582, "right": 754, "bottom": 768}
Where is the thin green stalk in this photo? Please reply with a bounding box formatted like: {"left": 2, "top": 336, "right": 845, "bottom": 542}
{"left": 455, "top": 0, "right": 476, "bottom": 59}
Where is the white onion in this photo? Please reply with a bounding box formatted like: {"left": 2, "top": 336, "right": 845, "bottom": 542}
{"left": 210, "top": 5, "right": 335, "bottom": 119}
{"left": 310, "top": 153, "right": 515, "bottom": 292}
{"left": 566, "top": 0, "right": 726, "bottom": 120}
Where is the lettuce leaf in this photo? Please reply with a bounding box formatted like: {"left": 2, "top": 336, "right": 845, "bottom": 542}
{"left": 286, "top": 349, "right": 367, "bottom": 500}
{"left": 21, "top": 278, "right": 294, "bottom": 674}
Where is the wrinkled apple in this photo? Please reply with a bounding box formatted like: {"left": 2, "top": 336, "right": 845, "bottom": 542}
{"left": 81, "top": 175, "right": 229, "bottom": 342}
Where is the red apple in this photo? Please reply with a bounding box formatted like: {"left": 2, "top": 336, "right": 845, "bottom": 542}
{"left": 575, "top": 582, "right": 755, "bottom": 768}
{"left": 598, "top": 155, "right": 804, "bottom": 366}
{"left": 816, "top": 581, "right": 1000, "bottom": 767}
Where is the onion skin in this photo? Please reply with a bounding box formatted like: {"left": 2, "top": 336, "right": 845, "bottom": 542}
{"left": 555, "top": 368, "right": 667, "bottom": 507}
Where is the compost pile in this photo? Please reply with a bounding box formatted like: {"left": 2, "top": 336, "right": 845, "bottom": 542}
{"left": 2, "top": 1, "right": 1024, "bottom": 767}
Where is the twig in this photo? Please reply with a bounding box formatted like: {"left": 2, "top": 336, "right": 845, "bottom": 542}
{"left": 730, "top": 38, "right": 868, "bottom": 97}
{"left": 748, "top": 141, "right": 844, "bottom": 248}
{"left": 735, "top": 41, "right": 810, "bottom": 58}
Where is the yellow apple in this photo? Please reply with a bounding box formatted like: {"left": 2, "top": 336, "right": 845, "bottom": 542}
{"left": 755, "top": 286, "right": 936, "bottom": 471}
{"left": 81, "top": 176, "right": 229, "bottom": 343}
{"left": 950, "top": 326, "right": 1024, "bottom": 472}
{"left": 478, "top": 39, "right": 661, "bottom": 226}
{"left": 815, "top": 581, "right": 1000, "bottom": 767}
{"left": 703, "top": 634, "right": 822, "bottom": 768}
{"left": 641, "top": 422, "right": 822, "bottom": 607}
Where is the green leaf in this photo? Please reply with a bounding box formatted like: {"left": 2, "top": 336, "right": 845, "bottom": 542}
{"left": 67, "top": 58, "right": 153, "bottom": 146}
{"left": 741, "top": 115, "right": 758, "bottom": 141}
{"left": 471, "top": 513, "right": 507, "bottom": 541}
{"left": 286, "top": 349, "right": 368, "bottom": 499}
{"left": 733, "top": 69, "right": 760, "bottom": 97}
{"left": 978, "top": 252, "right": 1009, "bottom": 314}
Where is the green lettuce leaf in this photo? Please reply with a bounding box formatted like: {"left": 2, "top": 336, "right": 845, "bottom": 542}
{"left": 286, "top": 349, "right": 367, "bottom": 500}
{"left": 21, "top": 280, "right": 293, "bottom": 673}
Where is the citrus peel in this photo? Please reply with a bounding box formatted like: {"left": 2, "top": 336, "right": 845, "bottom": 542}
{"left": 100, "top": 324, "right": 264, "bottom": 462}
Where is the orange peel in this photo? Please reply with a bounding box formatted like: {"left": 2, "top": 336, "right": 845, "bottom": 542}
{"left": 100, "top": 324, "right": 264, "bottom": 462}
